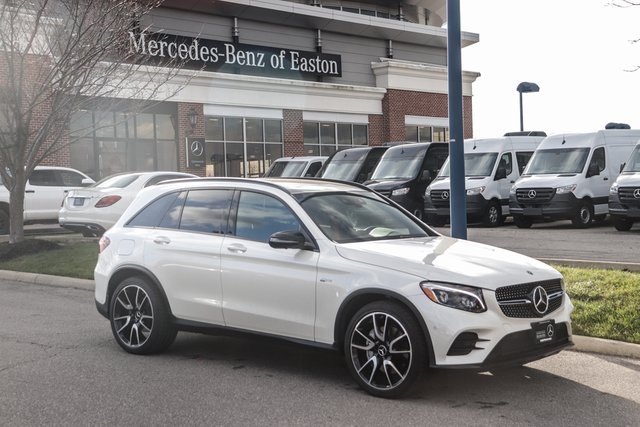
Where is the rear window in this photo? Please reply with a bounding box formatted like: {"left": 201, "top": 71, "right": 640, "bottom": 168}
{"left": 93, "top": 174, "right": 140, "bottom": 189}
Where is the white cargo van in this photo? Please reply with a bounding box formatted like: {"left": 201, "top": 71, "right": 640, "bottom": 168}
{"left": 263, "top": 156, "right": 326, "bottom": 178}
{"left": 509, "top": 127, "right": 640, "bottom": 228}
{"left": 424, "top": 135, "right": 543, "bottom": 227}
{"left": 608, "top": 142, "right": 640, "bottom": 231}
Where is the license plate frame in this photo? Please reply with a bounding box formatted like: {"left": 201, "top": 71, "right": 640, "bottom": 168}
{"left": 73, "top": 197, "right": 85, "bottom": 207}
{"left": 531, "top": 319, "right": 556, "bottom": 344}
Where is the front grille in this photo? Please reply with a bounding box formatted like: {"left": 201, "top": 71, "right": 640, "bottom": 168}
{"left": 515, "top": 187, "right": 556, "bottom": 204}
{"left": 430, "top": 189, "right": 451, "bottom": 207}
{"left": 495, "top": 279, "right": 564, "bottom": 318}
{"left": 618, "top": 187, "right": 640, "bottom": 205}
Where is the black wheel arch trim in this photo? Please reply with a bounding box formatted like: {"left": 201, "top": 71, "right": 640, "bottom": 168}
{"left": 333, "top": 288, "right": 436, "bottom": 365}
{"left": 105, "top": 264, "right": 173, "bottom": 318}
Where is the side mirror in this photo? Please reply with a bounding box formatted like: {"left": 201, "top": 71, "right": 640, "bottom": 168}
{"left": 420, "top": 170, "right": 432, "bottom": 182}
{"left": 269, "top": 230, "right": 307, "bottom": 249}
{"left": 494, "top": 167, "right": 507, "bottom": 181}
{"left": 587, "top": 163, "right": 600, "bottom": 177}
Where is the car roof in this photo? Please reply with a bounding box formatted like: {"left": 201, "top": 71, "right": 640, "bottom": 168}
{"left": 271, "top": 156, "right": 327, "bottom": 162}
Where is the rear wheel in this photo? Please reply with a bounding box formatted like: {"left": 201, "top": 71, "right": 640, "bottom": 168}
{"left": 571, "top": 200, "right": 593, "bottom": 228}
{"left": 482, "top": 201, "right": 503, "bottom": 227}
{"left": 109, "top": 276, "right": 177, "bottom": 355}
{"left": 344, "top": 301, "right": 426, "bottom": 398}
{"left": 513, "top": 215, "right": 533, "bottom": 229}
{"left": 612, "top": 217, "right": 633, "bottom": 231}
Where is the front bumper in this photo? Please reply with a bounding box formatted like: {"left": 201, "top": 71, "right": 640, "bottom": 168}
{"left": 424, "top": 193, "right": 490, "bottom": 220}
{"left": 509, "top": 192, "right": 579, "bottom": 219}
{"left": 609, "top": 193, "right": 640, "bottom": 219}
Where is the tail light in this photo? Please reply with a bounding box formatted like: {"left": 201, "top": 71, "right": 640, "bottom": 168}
{"left": 95, "top": 195, "right": 121, "bottom": 208}
{"left": 98, "top": 236, "right": 111, "bottom": 253}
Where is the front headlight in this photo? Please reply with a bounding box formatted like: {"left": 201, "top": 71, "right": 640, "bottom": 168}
{"left": 555, "top": 184, "right": 577, "bottom": 195}
{"left": 391, "top": 187, "right": 410, "bottom": 196}
{"left": 510, "top": 184, "right": 518, "bottom": 195}
{"left": 609, "top": 183, "right": 619, "bottom": 194}
{"left": 466, "top": 186, "right": 486, "bottom": 196}
{"left": 425, "top": 186, "right": 432, "bottom": 197}
{"left": 420, "top": 282, "right": 486, "bottom": 313}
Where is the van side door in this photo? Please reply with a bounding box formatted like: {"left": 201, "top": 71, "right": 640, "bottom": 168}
{"left": 496, "top": 152, "right": 516, "bottom": 207}
{"left": 586, "top": 146, "right": 609, "bottom": 213}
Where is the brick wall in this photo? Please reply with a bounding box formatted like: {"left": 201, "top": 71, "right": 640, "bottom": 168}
{"left": 283, "top": 109, "right": 304, "bottom": 157}
{"left": 177, "top": 103, "right": 205, "bottom": 175}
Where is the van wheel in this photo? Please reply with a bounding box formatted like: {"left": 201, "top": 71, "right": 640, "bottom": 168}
{"left": 0, "top": 208, "right": 8, "bottom": 235}
{"left": 412, "top": 206, "right": 423, "bottom": 220}
{"left": 571, "top": 201, "right": 593, "bottom": 228}
{"left": 513, "top": 215, "right": 533, "bottom": 229}
{"left": 612, "top": 217, "right": 633, "bottom": 231}
{"left": 482, "top": 201, "right": 503, "bottom": 227}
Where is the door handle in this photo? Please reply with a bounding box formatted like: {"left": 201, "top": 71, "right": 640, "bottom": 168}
{"left": 153, "top": 236, "right": 171, "bottom": 245}
{"left": 227, "top": 243, "right": 247, "bottom": 254}
{"left": 26, "top": 190, "right": 35, "bottom": 193}
{"left": 603, "top": 177, "right": 608, "bottom": 181}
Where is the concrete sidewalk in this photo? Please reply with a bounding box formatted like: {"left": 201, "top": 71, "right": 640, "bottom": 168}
{"left": 2, "top": 269, "right": 639, "bottom": 360}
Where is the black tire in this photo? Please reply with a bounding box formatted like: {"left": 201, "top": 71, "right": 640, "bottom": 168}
{"left": 344, "top": 301, "right": 426, "bottom": 398}
{"left": 482, "top": 200, "right": 503, "bottom": 227}
{"left": 0, "top": 207, "right": 8, "bottom": 235}
{"left": 109, "top": 276, "right": 177, "bottom": 355}
{"left": 571, "top": 200, "right": 593, "bottom": 228}
{"left": 411, "top": 205, "right": 423, "bottom": 221}
{"left": 612, "top": 217, "right": 633, "bottom": 231}
{"left": 513, "top": 215, "right": 533, "bottom": 229}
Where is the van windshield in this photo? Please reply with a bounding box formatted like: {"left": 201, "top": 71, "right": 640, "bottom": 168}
{"left": 264, "top": 161, "right": 306, "bottom": 177}
{"left": 523, "top": 148, "right": 590, "bottom": 175}
{"left": 622, "top": 145, "right": 640, "bottom": 172}
{"left": 439, "top": 152, "right": 498, "bottom": 177}
{"left": 370, "top": 145, "right": 428, "bottom": 180}
{"left": 321, "top": 151, "right": 368, "bottom": 181}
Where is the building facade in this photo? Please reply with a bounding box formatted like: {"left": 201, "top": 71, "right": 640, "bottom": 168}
{"left": 47, "top": 0, "right": 480, "bottom": 179}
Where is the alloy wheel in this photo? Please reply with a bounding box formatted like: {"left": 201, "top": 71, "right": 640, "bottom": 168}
{"left": 112, "top": 284, "right": 154, "bottom": 348}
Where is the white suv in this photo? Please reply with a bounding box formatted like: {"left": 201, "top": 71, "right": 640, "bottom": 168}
{"left": 94, "top": 177, "right": 573, "bottom": 398}
{"left": 0, "top": 166, "right": 94, "bottom": 234}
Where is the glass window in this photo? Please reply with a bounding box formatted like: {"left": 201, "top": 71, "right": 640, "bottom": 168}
{"left": 225, "top": 117, "right": 243, "bottom": 141}
{"left": 405, "top": 125, "right": 418, "bottom": 142}
{"left": 157, "top": 140, "right": 177, "bottom": 171}
{"left": 337, "top": 123, "right": 351, "bottom": 145}
{"left": 58, "top": 170, "right": 87, "bottom": 186}
{"left": 590, "top": 147, "right": 606, "bottom": 173}
{"left": 159, "top": 192, "right": 186, "bottom": 229}
{"left": 127, "top": 191, "right": 181, "bottom": 228}
{"left": 264, "top": 119, "right": 282, "bottom": 143}
{"left": 235, "top": 192, "right": 300, "bottom": 243}
{"left": 353, "top": 124, "right": 368, "bottom": 145}
{"left": 155, "top": 114, "right": 175, "bottom": 139}
{"left": 246, "top": 143, "right": 264, "bottom": 177}
{"left": 245, "top": 118, "right": 263, "bottom": 142}
{"left": 70, "top": 110, "right": 94, "bottom": 137}
{"left": 179, "top": 189, "right": 234, "bottom": 234}
{"left": 320, "top": 123, "right": 335, "bottom": 145}
{"left": 207, "top": 141, "right": 225, "bottom": 177}
{"left": 70, "top": 138, "right": 95, "bottom": 178}
{"left": 433, "top": 127, "right": 449, "bottom": 142}
{"left": 516, "top": 151, "right": 534, "bottom": 174}
{"left": 418, "top": 126, "right": 432, "bottom": 142}
{"left": 205, "top": 116, "right": 224, "bottom": 140}
{"left": 29, "top": 169, "right": 58, "bottom": 186}
{"left": 95, "top": 111, "right": 115, "bottom": 138}
{"left": 115, "top": 113, "right": 131, "bottom": 139}
{"left": 497, "top": 152, "right": 513, "bottom": 176}
{"left": 136, "top": 113, "right": 155, "bottom": 139}
{"left": 134, "top": 140, "right": 156, "bottom": 171}
{"left": 225, "top": 142, "right": 245, "bottom": 177}
{"left": 304, "top": 122, "right": 319, "bottom": 145}
{"left": 265, "top": 143, "right": 283, "bottom": 171}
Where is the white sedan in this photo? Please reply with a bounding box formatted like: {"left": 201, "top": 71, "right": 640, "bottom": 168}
{"left": 59, "top": 171, "right": 196, "bottom": 236}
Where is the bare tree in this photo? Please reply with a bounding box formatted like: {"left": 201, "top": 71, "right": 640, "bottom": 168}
{"left": 0, "top": 0, "right": 190, "bottom": 243}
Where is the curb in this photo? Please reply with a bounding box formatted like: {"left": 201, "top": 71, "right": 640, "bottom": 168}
{"left": 1, "top": 269, "right": 639, "bottom": 360}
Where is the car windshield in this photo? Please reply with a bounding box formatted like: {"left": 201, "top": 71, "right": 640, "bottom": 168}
{"left": 299, "top": 192, "right": 429, "bottom": 243}
{"left": 370, "top": 146, "right": 427, "bottom": 180}
{"left": 523, "top": 148, "right": 590, "bottom": 175}
{"left": 321, "top": 151, "right": 368, "bottom": 181}
{"left": 91, "top": 174, "right": 140, "bottom": 188}
{"left": 438, "top": 152, "right": 499, "bottom": 177}
{"left": 264, "top": 161, "right": 307, "bottom": 177}
{"left": 622, "top": 145, "right": 640, "bottom": 172}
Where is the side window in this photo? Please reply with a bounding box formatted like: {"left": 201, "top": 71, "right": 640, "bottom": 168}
{"left": 304, "top": 161, "right": 323, "bottom": 177}
{"left": 58, "top": 170, "right": 86, "bottom": 186}
{"left": 127, "top": 191, "right": 182, "bottom": 228}
{"left": 516, "top": 151, "right": 534, "bottom": 175}
{"left": 497, "top": 152, "right": 513, "bottom": 176}
{"left": 589, "top": 147, "right": 606, "bottom": 173}
{"left": 179, "top": 189, "right": 233, "bottom": 234}
{"left": 234, "top": 192, "right": 300, "bottom": 243}
{"left": 29, "top": 170, "right": 59, "bottom": 186}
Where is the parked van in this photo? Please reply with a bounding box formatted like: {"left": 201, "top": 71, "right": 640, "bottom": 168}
{"left": 424, "top": 135, "right": 544, "bottom": 227}
{"left": 608, "top": 141, "right": 640, "bottom": 231}
{"left": 365, "top": 142, "right": 448, "bottom": 219}
{"left": 318, "top": 146, "right": 388, "bottom": 183}
{"left": 263, "top": 156, "right": 326, "bottom": 178}
{"left": 509, "top": 126, "right": 640, "bottom": 228}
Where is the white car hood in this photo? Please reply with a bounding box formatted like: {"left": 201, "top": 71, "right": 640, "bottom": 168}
{"left": 516, "top": 174, "right": 579, "bottom": 188}
{"left": 336, "top": 236, "right": 558, "bottom": 290}
{"left": 430, "top": 176, "right": 490, "bottom": 190}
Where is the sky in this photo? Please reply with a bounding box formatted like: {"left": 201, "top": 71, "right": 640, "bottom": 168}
{"left": 458, "top": 0, "right": 640, "bottom": 138}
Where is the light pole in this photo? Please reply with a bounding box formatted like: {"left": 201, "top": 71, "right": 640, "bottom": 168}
{"left": 517, "top": 82, "right": 539, "bottom": 132}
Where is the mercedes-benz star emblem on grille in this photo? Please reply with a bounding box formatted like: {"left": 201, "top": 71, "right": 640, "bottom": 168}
{"left": 546, "top": 323, "right": 555, "bottom": 338}
{"left": 528, "top": 189, "right": 537, "bottom": 199}
{"left": 442, "top": 191, "right": 449, "bottom": 200}
{"left": 634, "top": 188, "right": 640, "bottom": 199}
{"left": 531, "top": 286, "right": 549, "bottom": 315}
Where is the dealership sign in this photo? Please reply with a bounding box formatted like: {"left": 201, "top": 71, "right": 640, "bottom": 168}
{"left": 128, "top": 31, "right": 342, "bottom": 78}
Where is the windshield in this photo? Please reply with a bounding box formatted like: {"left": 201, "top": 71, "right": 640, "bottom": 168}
{"left": 300, "top": 193, "right": 429, "bottom": 243}
{"left": 370, "top": 146, "right": 428, "bottom": 180}
{"left": 91, "top": 174, "right": 140, "bottom": 188}
{"left": 321, "top": 151, "right": 368, "bottom": 181}
{"left": 265, "top": 161, "right": 306, "bottom": 177}
{"left": 622, "top": 145, "right": 640, "bottom": 172}
{"left": 523, "top": 148, "right": 590, "bottom": 175}
{"left": 439, "top": 152, "right": 499, "bottom": 177}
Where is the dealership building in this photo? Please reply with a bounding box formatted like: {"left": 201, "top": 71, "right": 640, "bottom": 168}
{"left": 54, "top": 0, "right": 480, "bottom": 179}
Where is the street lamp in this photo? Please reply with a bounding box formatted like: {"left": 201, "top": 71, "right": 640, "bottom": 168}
{"left": 517, "top": 82, "right": 539, "bottom": 132}
{"left": 188, "top": 107, "right": 198, "bottom": 132}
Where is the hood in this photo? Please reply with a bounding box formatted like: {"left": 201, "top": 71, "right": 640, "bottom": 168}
{"left": 365, "top": 179, "right": 411, "bottom": 191}
{"left": 615, "top": 173, "right": 640, "bottom": 186}
{"left": 429, "top": 176, "right": 490, "bottom": 190}
{"left": 335, "top": 236, "right": 559, "bottom": 290}
{"left": 515, "top": 174, "right": 579, "bottom": 188}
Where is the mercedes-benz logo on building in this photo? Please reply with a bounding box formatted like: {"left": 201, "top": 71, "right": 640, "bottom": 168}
{"left": 634, "top": 188, "right": 640, "bottom": 199}
{"left": 441, "top": 191, "right": 449, "bottom": 200}
{"left": 531, "top": 286, "right": 549, "bottom": 315}
{"left": 528, "top": 189, "right": 537, "bottom": 199}
{"left": 190, "top": 140, "right": 204, "bottom": 157}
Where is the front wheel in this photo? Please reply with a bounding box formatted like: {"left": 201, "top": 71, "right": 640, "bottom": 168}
{"left": 571, "top": 201, "right": 593, "bottom": 228}
{"left": 109, "top": 276, "right": 177, "bottom": 355}
{"left": 612, "top": 217, "right": 633, "bottom": 231}
{"left": 344, "top": 301, "right": 426, "bottom": 398}
{"left": 513, "top": 215, "right": 533, "bottom": 229}
{"left": 482, "top": 201, "right": 503, "bottom": 227}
